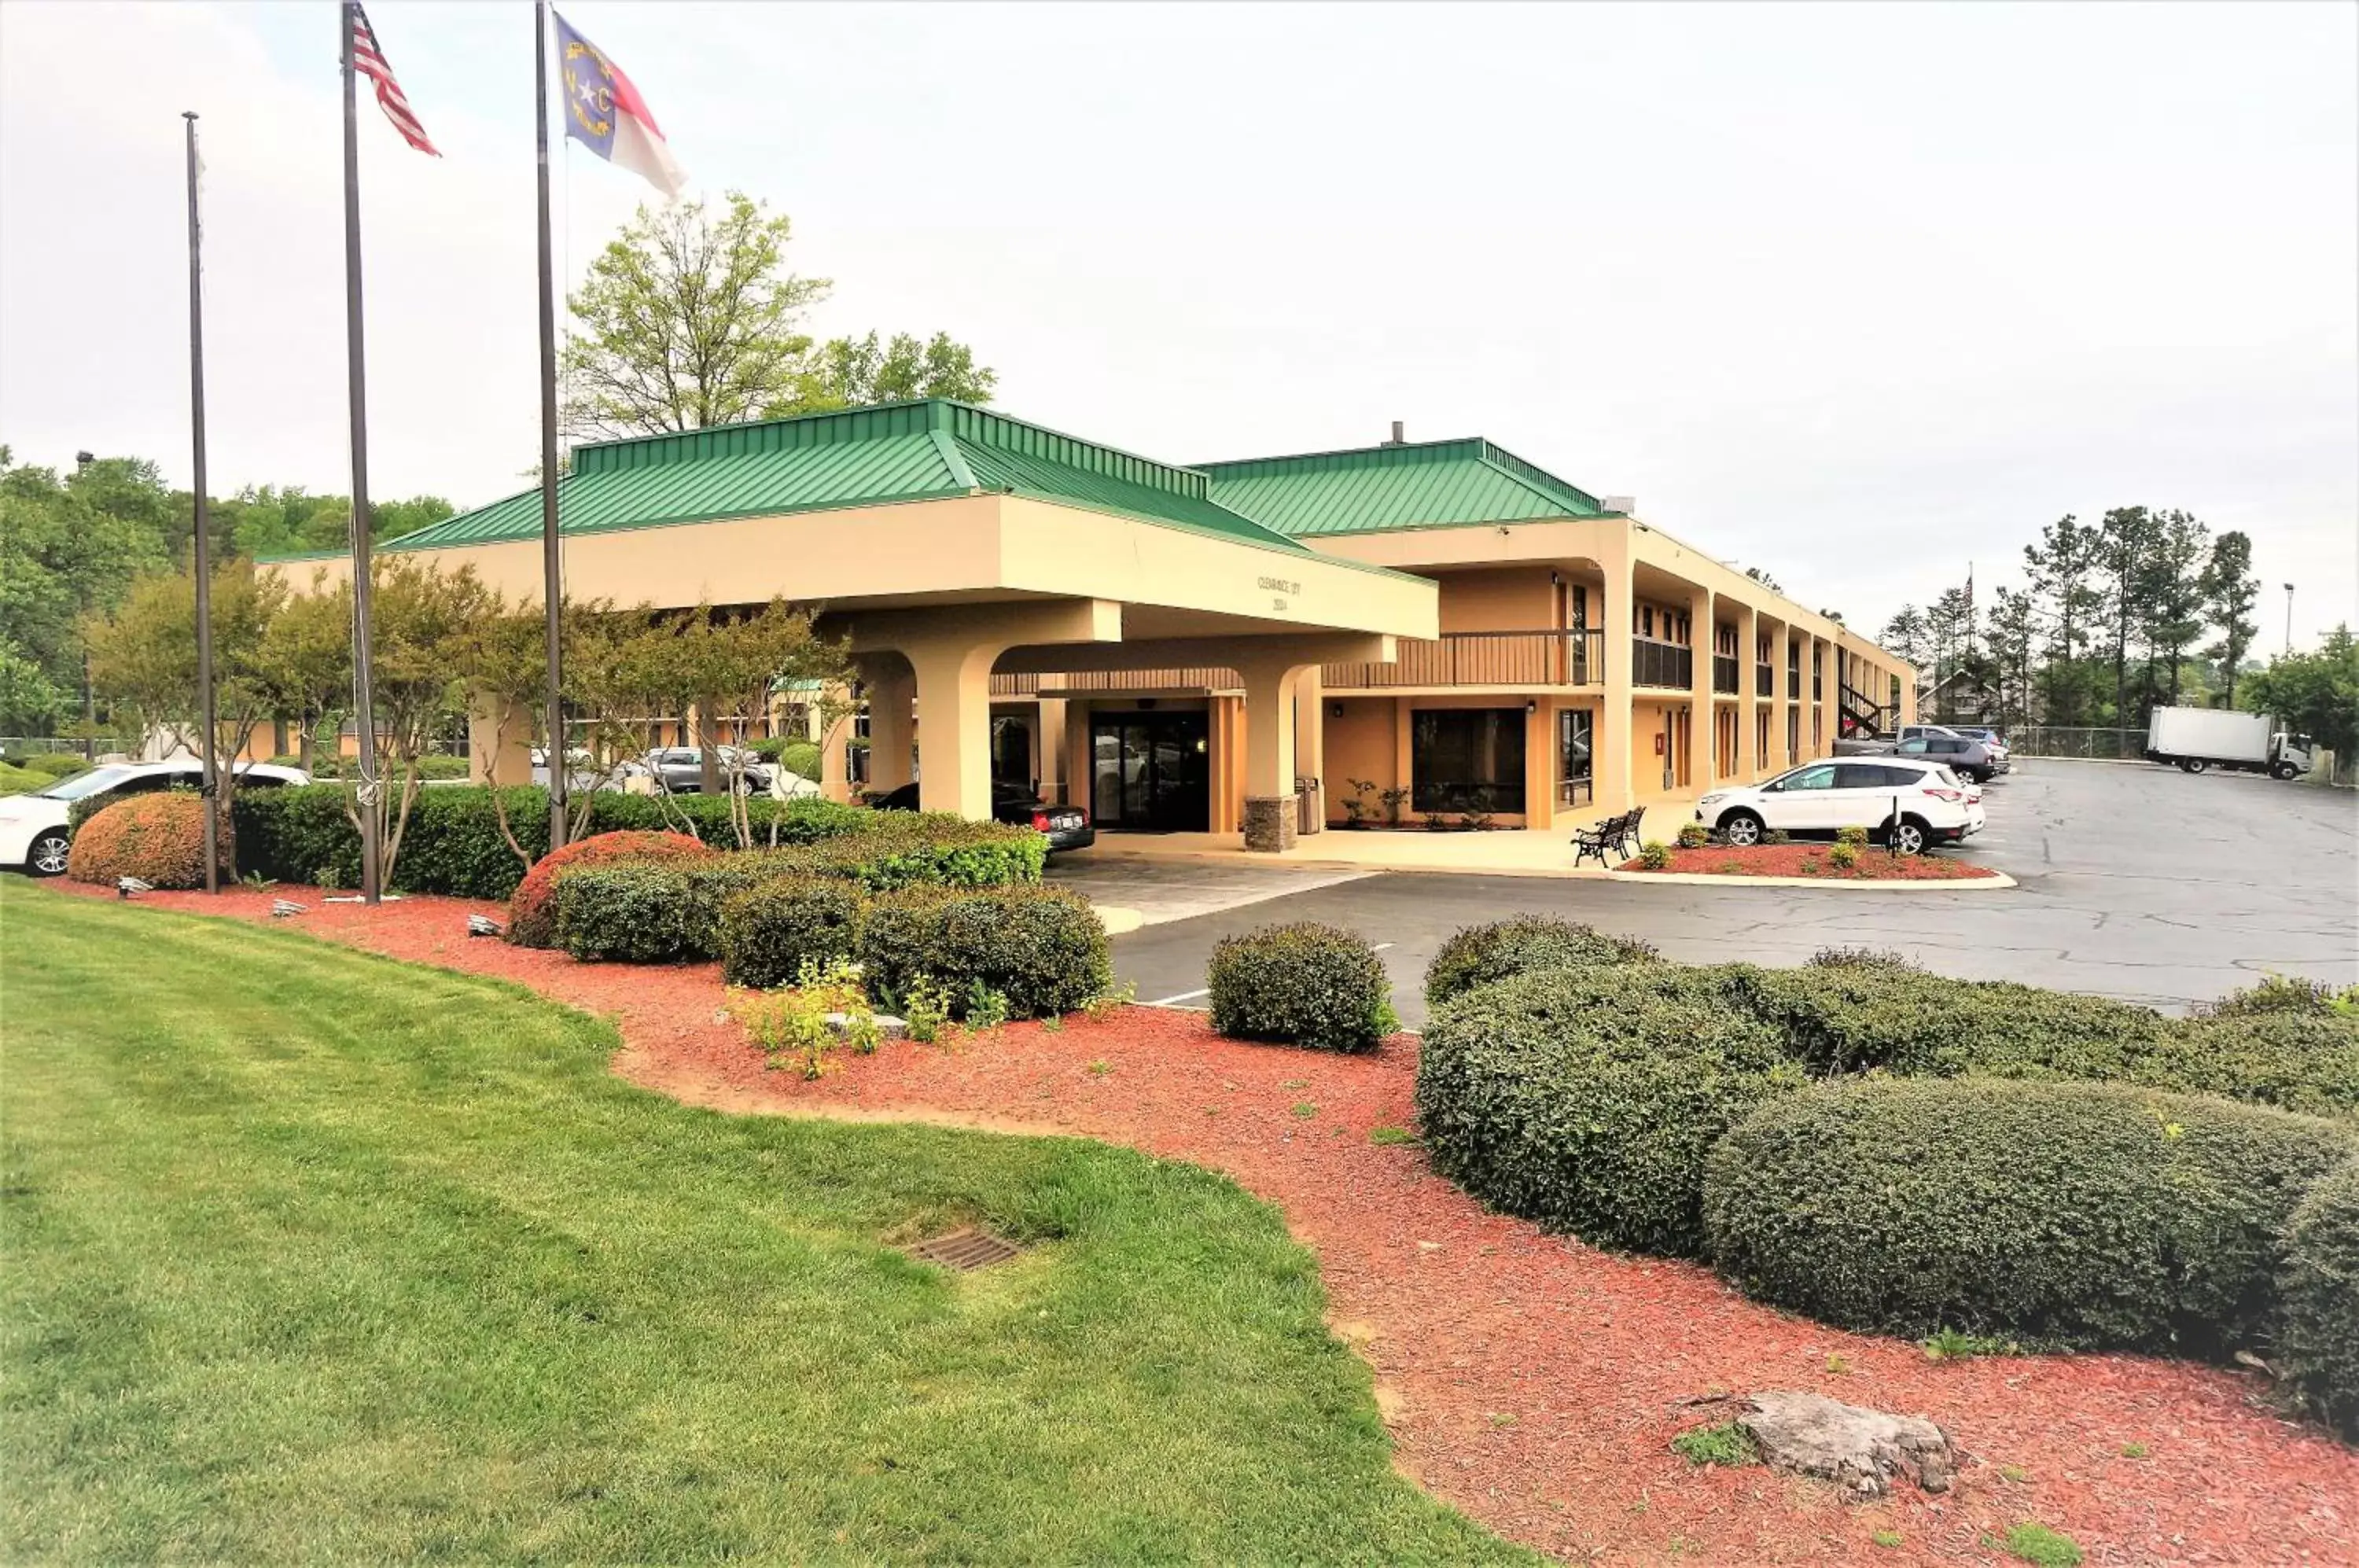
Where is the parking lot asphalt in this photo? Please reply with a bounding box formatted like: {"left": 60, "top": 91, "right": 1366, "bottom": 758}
{"left": 1073, "top": 761, "right": 2359, "bottom": 1026}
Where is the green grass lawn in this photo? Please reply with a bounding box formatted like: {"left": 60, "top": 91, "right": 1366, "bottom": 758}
{"left": 0, "top": 882, "right": 1521, "bottom": 1563}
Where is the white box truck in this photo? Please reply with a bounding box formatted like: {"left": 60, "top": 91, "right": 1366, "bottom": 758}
{"left": 2144, "top": 706, "right": 2315, "bottom": 779}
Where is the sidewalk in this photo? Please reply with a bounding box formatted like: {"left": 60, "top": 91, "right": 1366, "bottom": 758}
{"left": 1066, "top": 801, "right": 1695, "bottom": 878}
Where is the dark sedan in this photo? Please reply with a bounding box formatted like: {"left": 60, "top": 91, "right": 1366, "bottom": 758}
{"left": 1892, "top": 733, "right": 1999, "bottom": 782}
{"left": 871, "top": 781, "right": 1096, "bottom": 853}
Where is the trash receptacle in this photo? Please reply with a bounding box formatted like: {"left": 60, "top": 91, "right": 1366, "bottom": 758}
{"left": 1295, "top": 775, "right": 1323, "bottom": 835}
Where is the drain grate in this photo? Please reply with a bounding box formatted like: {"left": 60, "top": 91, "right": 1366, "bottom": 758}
{"left": 907, "top": 1228, "right": 1021, "bottom": 1272}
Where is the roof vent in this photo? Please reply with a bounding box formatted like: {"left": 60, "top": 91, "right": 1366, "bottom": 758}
{"left": 1602, "top": 495, "right": 1636, "bottom": 514}
{"left": 1384, "top": 421, "right": 1406, "bottom": 447}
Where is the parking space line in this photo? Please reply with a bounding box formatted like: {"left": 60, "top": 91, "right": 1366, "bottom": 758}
{"left": 1146, "top": 988, "right": 1209, "bottom": 1007}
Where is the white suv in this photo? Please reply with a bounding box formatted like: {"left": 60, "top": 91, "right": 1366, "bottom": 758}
{"left": 1695, "top": 756, "right": 1984, "bottom": 855}
{"left": 0, "top": 759, "right": 309, "bottom": 877}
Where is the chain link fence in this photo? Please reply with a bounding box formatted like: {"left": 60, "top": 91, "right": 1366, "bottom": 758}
{"left": 2008, "top": 727, "right": 2148, "bottom": 760}
{"left": 2, "top": 735, "right": 138, "bottom": 761}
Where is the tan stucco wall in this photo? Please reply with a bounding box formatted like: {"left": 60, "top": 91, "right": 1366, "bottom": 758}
{"left": 1435, "top": 568, "right": 1555, "bottom": 634}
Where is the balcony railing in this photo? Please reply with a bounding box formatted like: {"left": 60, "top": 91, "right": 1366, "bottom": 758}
{"left": 989, "top": 667, "right": 1241, "bottom": 698}
{"left": 1787, "top": 668, "right": 1801, "bottom": 699}
{"left": 1756, "top": 664, "right": 1775, "bottom": 698}
{"left": 1711, "top": 654, "right": 1740, "bottom": 695}
{"left": 1323, "top": 628, "right": 1603, "bottom": 690}
{"left": 1630, "top": 638, "right": 1693, "bottom": 690}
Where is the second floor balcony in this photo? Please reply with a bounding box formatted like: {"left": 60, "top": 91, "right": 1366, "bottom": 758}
{"left": 1630, "top": 638, "right": 1693, "bottom": 690}
{"left": 1756, "top": 663, "right": 1775, "bottom": 698}
{"left": 1324, "top": 628, "right": 1603, "bottom": 690}
{"left": 1712, "top": 653, "right": 1740, "bottom": 695}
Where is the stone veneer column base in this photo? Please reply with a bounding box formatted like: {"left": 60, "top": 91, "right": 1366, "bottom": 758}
{"left": 1242, "top": 795, "right": 1299, "bottom": 852}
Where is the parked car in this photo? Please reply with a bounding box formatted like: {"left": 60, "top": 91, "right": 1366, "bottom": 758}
{"left": 1892, "top": 731, "right": 2000, "bottom": 782}
{"left": 631, "top": 745, "right": 775, "bottom": 794}
{"left": 0, "top": 759, "right": 310, "bottom": 878}
{"left": 870, "top": 780, "right": 1095, "bottom": 854}
{"left": 1694, "top": 756, "right": 1984, "bottom": 855}
{"left": 1949, "top": 727, "right": 2012, "bottom": 769}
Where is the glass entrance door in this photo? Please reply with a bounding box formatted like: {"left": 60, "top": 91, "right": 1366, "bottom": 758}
{"left": 1090, "top": 712, "right": 1211, "bottom": 831}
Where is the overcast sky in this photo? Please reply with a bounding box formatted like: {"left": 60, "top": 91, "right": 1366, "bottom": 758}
{"left": 4, "top": 1, "right": 2353, "bottom": 646}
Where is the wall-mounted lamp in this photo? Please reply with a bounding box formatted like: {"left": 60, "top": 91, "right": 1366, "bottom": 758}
{"left": 1525, "top": 700, "right": 1538, "bottom": 714}
{"left": 1330, "top": 702, "right": 1344, "bottom": 719}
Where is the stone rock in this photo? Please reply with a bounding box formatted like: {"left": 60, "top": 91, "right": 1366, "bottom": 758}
{"left": 1736, "top": 1390, "right": 1956, "bottom": 1500}
{"left": 825, "top": 1012, "right": 907, "bottom": 1040}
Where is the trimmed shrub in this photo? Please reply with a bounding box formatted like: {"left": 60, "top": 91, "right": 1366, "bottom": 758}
{"left": 0, "top": 762, "right": 46, "bottom": 797}
{"left": 550, "top": 862, "right": 709, "bottom": 964}
{"left": 857, "top": 885, "right": 1110, "bottom": 1018}
{"left": 1208, "top": 922, "right": 1395, "bottom": 1054}
{"left": 508, "top": 830, "right": 712, "bottom": 948}
{"left": 232, "top": 784, "right": 879, "bottom": 900}
{"left": 1703, "top": 1077, "right": 2356, "bottom": 1355}
{"left": 2151, "top": 1012, "right": 2359, "bottom": 1121}
{"left": 1730, "top": 964, "right": 2173, "bottom": 1078}
{"left": 778, "top": 739, "right": 822, "bottom": 781}
{"left": 718, "top": 876, "right": 867, "bottom": 988}
{"left": 1423, "top": 915, "right": 1659, "bottom": 1007}
{"left": 793, "top": 815, "right": 1045, "bottom": 889}
{"left": 65, "top": 793, "right": 224, "bottom": 889}
{"left": 2276, "top": 1156, "right": 2359, "bottom": 1437}
{"left": 2204, "top": 975, "right": 2359, "bottom": 1018}
{"left": 1416, "top": 965, "right": 1798, "bottom": 1257}
{"left": 415, "top": 754, "right": 470, "bottom": 780}
{"left": 24, "top": 753, "right": 90, "bottom": 777}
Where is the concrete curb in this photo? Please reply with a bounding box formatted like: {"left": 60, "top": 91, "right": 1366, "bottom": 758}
{"left": 1605, "top": 867, "right": 2018, "bottom": 891}
{"left": 1070, "top": 845, "right": 1620, "bottom": 881}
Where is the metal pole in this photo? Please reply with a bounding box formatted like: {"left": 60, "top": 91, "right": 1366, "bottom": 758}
{"left": 341, "top": 3, "right": 383, "bottom": 904}
{"left": 2284, "top": 583, "right": 2295, "bottom": 656}
{"left": 535, "top": 0, "right": 568, "bottom": 852}
{"left": 184, "top": 112, "right": 220, "bottom": 895}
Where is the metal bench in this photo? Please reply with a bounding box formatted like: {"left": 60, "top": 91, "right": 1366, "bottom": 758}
{"left": 1571, "top": 808, "right": 1640, "bottom": 869}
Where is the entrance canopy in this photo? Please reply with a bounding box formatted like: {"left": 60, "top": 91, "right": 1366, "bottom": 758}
{"left": 263, "top": 399, "right": 1438, "bottom": 819}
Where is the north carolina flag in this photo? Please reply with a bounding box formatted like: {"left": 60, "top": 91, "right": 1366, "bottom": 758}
{"left": 552, "top": 10, "right": 686, "bottom": 199}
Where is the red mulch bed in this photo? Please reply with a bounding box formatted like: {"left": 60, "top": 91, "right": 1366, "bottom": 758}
{"left": 1623, "top": 844, "right": 2000, "bottom": 881}
{"left": 36, "top": 878, "right": 2358, "bottom": 1565}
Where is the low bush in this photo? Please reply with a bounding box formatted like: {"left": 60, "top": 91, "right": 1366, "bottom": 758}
{"left": 1826, "top": 842, "right": 1860, "bottom": 870}
{"left": 0, "top": 762, "right": 46, "bottom": 797}
{"left": 717, "top": 876, "right": 867, "bottom": 988}
{"left": 1835, "top": 825, "right": 1871, "bottom": 848}
{"left": 1676, "top": 823, "right": 1710, "bottom": 848}
{"left": 66, "top": 793, "right": 224, "bottom": 889}
{"left": 550, "top": 862, "right": 712, "bottom": 964}
{"left": 415, "top": 754, "right": 470, "bottom": 780}
{"left": 2276, "top": 1156, "right": 2359, "bottom": 1438}
{"left": 778, "top": 739, "right": 822, "bottom": 781}
{"left": 1207, "top": 922, "right": 1396, "bottom": 1054}
{"left": 22, "top": 753, "right": 90, "bottom": 777}
{"left": 858, "top": 885, "right": 1110, "bottom": 1019}
{"left": 1702, "top": 1077, "right": 2355, "bottom": 1356}
{"left": 1637, "top": 841, "right": 1672, "bottom": 870}
{"left": 1728, "top": 963, "right": 2358, "bottom": 1117}
{"left": 1729, "top": 964, "right": 2174, "bottom": 1078}
{"left": 792, "top": 815, "right": 1045, "bottom": 890}
{"left": 234, "top": 784, "right": 878, "bottom": 900}
{"left": 1415, "top": 964, "right": 1798, "bottom": 1257}
{"left": 2204, "top": 974, "right": 2359, "bottom": 1019}
{"left": 507, "top": 830, "right": 712, "bottom": 948}
{"left": 1423, "top": 915, "right": 1658, "bottom": 1007}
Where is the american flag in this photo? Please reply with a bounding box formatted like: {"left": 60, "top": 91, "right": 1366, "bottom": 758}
{"left": 348, "top": 2, "right": 439, "bottom": 156}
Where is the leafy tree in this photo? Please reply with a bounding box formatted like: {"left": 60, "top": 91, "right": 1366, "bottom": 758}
{"left": 355, "top": 558, "right": 502, "bottom": 886}
{"left": 2136, "top": 509, "right": 2210, "bottom": 708}
{"left": 2094, "top": 506, "right": 2160, "bottom": 726}
{"left": 1877, "top": 605, "right": 1930, "bottom": 669}
{"left": 2202, "top": 531, "right": 2260, "bottom": 706}
{"left": 0, "top": 635, "right": 67, "bottom": 732}
{"left": 2023, "top": 513, "right": 2103, "bottom": 724}
{"left": 2243, "top": 626, "right": 2359, "bottom": 758}
{"left": 561, "top": 190, "right": 996, "bottom": 440}
{"left": 258, "top": 569, "right": 355, "bottom": 771}
{"left": 226, "top": 487, "right": 455, "bottom": 559}
{"left": 1, "top": 451, "right": 169, "bottom": 732}
{"left": 1986, "top": 585, "right": 2038, "bottom": 731}
{"left": 82, "top": 560, "right": 288, "bottom": 873}
{"left": 804, "top": 331, "right": 997, "bottom": 410}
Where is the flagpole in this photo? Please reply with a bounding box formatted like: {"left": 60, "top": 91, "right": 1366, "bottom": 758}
{"left": 534, "top": 0, "right": 567, "bottom": 852}
{"left": 183, "top": 111, "right": 220, "bottom": 896}
{"left": 341, "top": 2, "right": 385, "bottom": 904}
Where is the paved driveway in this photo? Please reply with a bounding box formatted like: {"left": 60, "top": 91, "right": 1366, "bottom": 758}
{"left": 1096, "top": 762, "right": 2359, "bottom": 1025}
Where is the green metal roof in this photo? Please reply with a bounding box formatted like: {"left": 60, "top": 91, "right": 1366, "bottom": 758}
{"left": 337, "top": 400, "right": 1317, "bottom": 562}
{"left": 1198, "top": 437, "right": 1606, "bottom": 538}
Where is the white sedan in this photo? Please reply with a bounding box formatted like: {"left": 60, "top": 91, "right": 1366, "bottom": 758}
{"left": 0, "top": 760, "right": 309, "bottom": 877}
{"left": 1695, "top": 756, "right": 1984, "bottom": 856}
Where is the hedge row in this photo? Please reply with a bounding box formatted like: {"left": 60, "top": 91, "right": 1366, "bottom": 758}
{"left": 1422, "top": 915, "right": 1658, "bottom": 1007}
{"left": 549, "top": 869, "right": 1108, "bottom": 1020}
{"left": 2278, "top": 1157, "right": 2359, "bottom": 1436}
{"left": 230, "top": 785, "right": 875, "bottom": 900}
{"left": 539, "top": 818, "right": 1047, "bottom": 963}
{"left": 1703, "top": 1077, "right": 2355, "bottom": 1357}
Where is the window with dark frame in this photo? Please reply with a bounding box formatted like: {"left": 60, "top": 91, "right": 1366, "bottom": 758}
{"left": 1411, "top": 708, "right": 1527, "bottom": 814}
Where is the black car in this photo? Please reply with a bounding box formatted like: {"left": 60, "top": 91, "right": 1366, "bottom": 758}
{"left": 871, "top": 781, "right": 1095, "bottom": 853}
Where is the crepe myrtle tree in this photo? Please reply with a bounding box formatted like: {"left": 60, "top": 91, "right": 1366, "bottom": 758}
{"left": 82, "top": 558, "right": 287, "bottom": 874}
{"left": 619, "top": 598, "right": 852, "bottom": 850}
